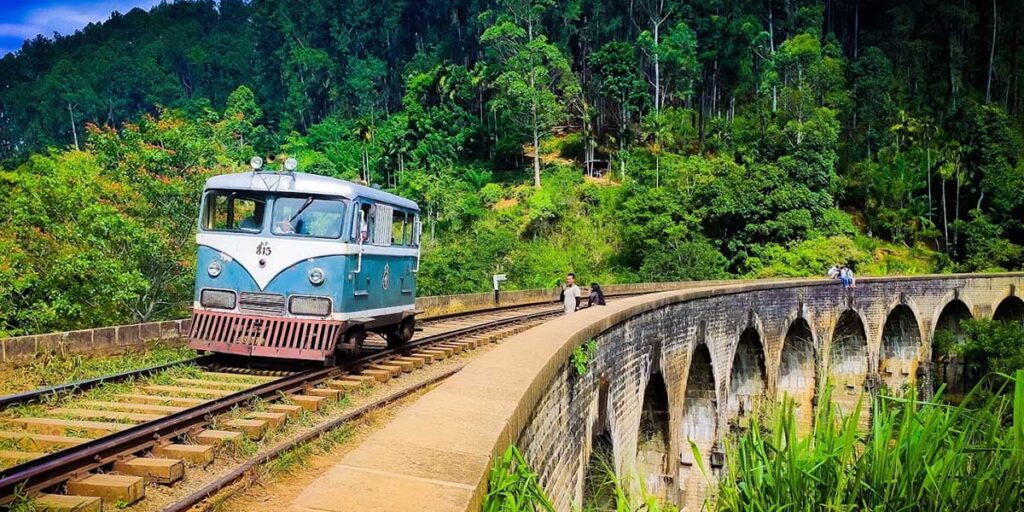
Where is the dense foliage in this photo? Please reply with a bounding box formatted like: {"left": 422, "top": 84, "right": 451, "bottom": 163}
{"left": 0, "top": 0, "right": 1022, "bottom": 335}
{"left": 717, "top": 375, "right": 1024, "bottom": 512}
{"left": 934, "top": 318, "right": 1024, "bottom": 380}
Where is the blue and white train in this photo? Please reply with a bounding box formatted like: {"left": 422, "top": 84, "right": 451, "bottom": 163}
{"left": 187, "top": 157, "right": 421, "bottom": 362}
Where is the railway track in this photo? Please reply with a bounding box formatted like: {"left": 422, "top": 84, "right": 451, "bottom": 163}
{"left": 0, "top": 300, "right": 572, "bottom": 510}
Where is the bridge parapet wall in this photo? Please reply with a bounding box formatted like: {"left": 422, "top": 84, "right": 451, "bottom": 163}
{"left": 289, "top": 273, "right": 1023, "bottom": 512}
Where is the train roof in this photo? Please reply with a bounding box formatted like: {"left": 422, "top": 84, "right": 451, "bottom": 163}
{"left": 204, "top": 171, "right": 419, "bottom": 211}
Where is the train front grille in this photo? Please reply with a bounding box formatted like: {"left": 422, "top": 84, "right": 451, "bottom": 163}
{"left": 238, "top": 292, "right": 286, "bottom": 316}
{"left": 187, "top": 309, "right": 344, "bottom": 361}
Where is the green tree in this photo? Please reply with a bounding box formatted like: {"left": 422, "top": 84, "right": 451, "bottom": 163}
{"left": 590, "top": 41, "right": 648, "bottom": 177}
{"left": 482, "top": 0, "right": 581, "bottom": 188}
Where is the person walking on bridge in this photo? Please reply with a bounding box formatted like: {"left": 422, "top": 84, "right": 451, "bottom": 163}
{"left": 561, "top": 273, "right": 581, "bottom": 314}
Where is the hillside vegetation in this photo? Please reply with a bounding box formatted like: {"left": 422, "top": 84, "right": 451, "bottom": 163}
{"left": 0, "top": 0, "right": 1022, "bottom": 336}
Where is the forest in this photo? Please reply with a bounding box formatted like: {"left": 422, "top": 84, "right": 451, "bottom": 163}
{"left": 0, "top": 0, "right": 1022, "bottom": 336}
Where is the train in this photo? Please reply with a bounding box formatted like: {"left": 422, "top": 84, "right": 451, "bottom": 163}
{"left": 187, "top": 157, "right": 421, "bottom": 363}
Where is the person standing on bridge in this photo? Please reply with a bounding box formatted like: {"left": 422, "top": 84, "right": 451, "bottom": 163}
{"left": 588, "top": 283, "right": 606, "bottom": 306}
{"left": 562, "top": 273, "right": 581, "bottom": 314}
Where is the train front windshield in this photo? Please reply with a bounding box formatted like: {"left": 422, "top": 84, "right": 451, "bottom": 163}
{"left": 270, "top": 196, "right": 346, "bottom": 238}
{"left": 201, "top": 190, "right": 347, "bottom": 238}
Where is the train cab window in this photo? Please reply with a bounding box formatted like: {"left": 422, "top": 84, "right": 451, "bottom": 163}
{"left": 392, "top": 211, "right": 406, "bottom": 246}
{"left": 354, "top": 203, "right": 376, "bottom": 244}
{"left": 203, "top": 191, "right": 265, "bottom": 233}
{"left": 271, "top": 196, "right": 345, "bottom": 238}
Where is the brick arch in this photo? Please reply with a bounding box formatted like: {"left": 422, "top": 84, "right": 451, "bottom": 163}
{"left": 879, "top": 300, "right": 925, "bottom": 392}
{"left": 777, "top": 314, "right": 817, "bottom": 432}
{"left": 821, "top": 305, "right": 873, "bottom": 364}
{"left": 726, "top": 319, "right": 768, "bottom": 428}
{"left": 929, "top": 291, "right": 976, "bottom": 341}
{"left": 826, "top": 308, "right": 871, "bottom": 425}
{"left": 578, "top": 372, "right": 614, "bottom": 508}
{"left": 993, "top": 294, "right": 1024, "bottom": 324}
{"left": 677, "top": 341, "right": 718, "bottom": 511}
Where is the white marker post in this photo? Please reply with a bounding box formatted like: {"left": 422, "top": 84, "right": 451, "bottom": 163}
{"left": 492, "top": 274, "right": 507, "bottom": 306}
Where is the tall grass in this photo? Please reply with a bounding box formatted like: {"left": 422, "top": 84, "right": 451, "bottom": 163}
{"left": 581, "top": 438, "right": 679, "bottom": 512}
{"left": 716, "top": 371, "right": 1024, "bottom": 511}
{"left": 483, "top": 445, "right": 555, "bottom": 512}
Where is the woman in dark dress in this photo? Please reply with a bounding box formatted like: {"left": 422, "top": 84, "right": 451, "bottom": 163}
{"left": 588, "top": 283, "right": 606, "bottom": 306}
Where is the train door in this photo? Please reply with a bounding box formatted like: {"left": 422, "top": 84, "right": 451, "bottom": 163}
{"left": 390, "top": 209, "right": 419, "bottom": 305}
{"left": 350, "top": 200, "right": 375, "bottom": 298}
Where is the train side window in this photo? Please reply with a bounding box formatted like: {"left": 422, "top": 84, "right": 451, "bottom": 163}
{"left": 373, "top": 204, "right": 394, "bottom": 246}
{"left": 392, "top": 210, "right": 406, "bottom": 246}
{"left": 403, "top": 214, "right": 413, "bottom": 246}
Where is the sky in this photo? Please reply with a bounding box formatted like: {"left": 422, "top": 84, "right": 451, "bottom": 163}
{"left": 0, "top": 0, "right": 162, "bottom": 56}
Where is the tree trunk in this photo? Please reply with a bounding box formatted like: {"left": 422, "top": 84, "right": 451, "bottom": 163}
{"left": 769, "top": 0, "right": 778, "bottom": 113}
{"left": 986, "top": 0, "right": 997, "bottom": 104}
{"left": 533, "top": 124, "right": 541, "bottom": 188}
{"left": 949, "top": 35, "right": 958, "bottom": 111}
{"left": 853, "top": 0, "right": 860, "bottom": 59}
{"left": 67, "top": 102, "right": 79, "bottom": 151}
{"left": 942, "top": 178, "right": 949, "bottom": 253}
{"left": 954, "top": 173, "right": 961, "bottom": 250}
{"left": 926, "top": 143, "right": 932, "bottom": 221}
{"left": 530, "top": 52, "right": 541, "bottom": 189}
{"left": 653, "top": 21, "right": 661, "bottom": 114}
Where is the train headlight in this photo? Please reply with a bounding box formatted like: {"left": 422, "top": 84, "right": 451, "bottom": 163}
{"left": 284, "top": 157, "right": 298, "bottom": 171}
{"left": 308, "top": 267, "right": 325, "bottom": 286}
{"left": 289, "top": 296, "right": 332, "bottom": 317}
{"left": 207, "top": 261, "right": 223, "bottom": 278}
{"left": 201, "top": 289, "right": 236, "bottom": 309}
{"left": 250, "top": 156, "right": 263, "bottom": 170}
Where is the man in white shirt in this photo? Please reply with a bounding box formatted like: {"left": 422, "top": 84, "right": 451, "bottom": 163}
{"left": 562, "top": 273, "right": 581, "bottom": 314}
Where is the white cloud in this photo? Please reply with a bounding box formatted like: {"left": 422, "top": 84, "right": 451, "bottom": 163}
{"left": 0, "top": 1, "right": 163, "bottom": 40}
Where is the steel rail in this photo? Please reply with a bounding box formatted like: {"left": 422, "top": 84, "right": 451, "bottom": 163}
{"left": 0, "top": 305, "right": 563, "bottom": 501}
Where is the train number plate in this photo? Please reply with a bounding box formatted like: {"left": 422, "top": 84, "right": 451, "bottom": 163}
{"left": 236, "top": 335, "right": 266, "bottom": 346}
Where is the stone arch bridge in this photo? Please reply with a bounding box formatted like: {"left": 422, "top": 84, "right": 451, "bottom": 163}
{"left": 292, "top": 274, "right": 1024, "bottom": 512}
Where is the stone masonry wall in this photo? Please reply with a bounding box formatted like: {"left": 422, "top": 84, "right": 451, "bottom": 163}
{"left": 514, "top": 274, "right": 1024, "bottom": 512}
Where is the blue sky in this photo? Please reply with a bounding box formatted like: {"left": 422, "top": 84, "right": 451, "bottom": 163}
{"left": 0, "top": 0, "right": 161, "bottom": 56}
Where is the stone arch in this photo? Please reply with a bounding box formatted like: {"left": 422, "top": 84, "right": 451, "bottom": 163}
{"left": 777, "top": 316, "right": 816, "bottom": 432}
{"left": 636, "top": 368, "right": 672, "bottom": 503}
{"left": 879, "top": 304, "right": 924, "bottom": 392}
{"left": 828, "top": 310, "right": 870, "bottom": 424}
{"left": 679, "top": 343, "right": 717, "bottom": 510}
{"left": 727, "top": 326, "right": 767, "bottom": 429}
{"left": 993, "top": 296, "right": 1024, "bottom": 324}
{"left": 931, "top": 298, "right": 975, "bottom": 397}
{"left": 582, "top": 375, "right": 615, "bottom": 509}
{"left": 931, "top": 296, "right": 974, "bottom": 340}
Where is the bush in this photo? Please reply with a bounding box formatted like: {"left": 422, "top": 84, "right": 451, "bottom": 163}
{"left": 480, "top": 183, "right": 504, "bottom": 207}
{"left": 747, "top": 236, "right": 869, "bottom": 278}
